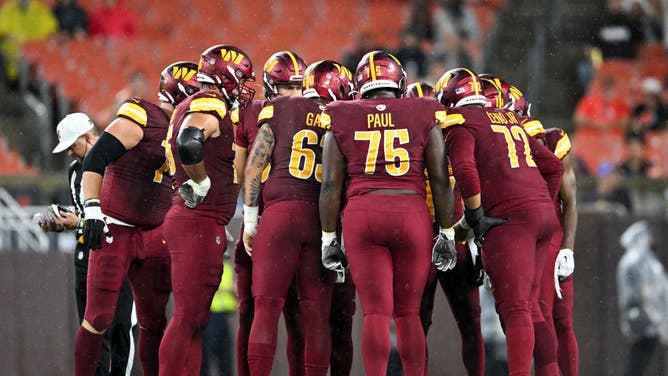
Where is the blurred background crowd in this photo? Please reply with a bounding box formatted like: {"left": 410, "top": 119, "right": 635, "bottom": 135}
{"left": 1, "top": 0, "right": 668, "bottom": 375}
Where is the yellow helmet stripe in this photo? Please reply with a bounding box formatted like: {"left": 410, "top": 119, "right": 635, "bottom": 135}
{"left": 285, "top": 51, "right": 300, "bottom": 76}
{"left": 461, "top": 67, "right": 480, "bottom": 95}
{"left": 416, "top": 83, "right": 424, "bottom": 97}
{"left": 369, "top": 52, "right": 377, "bottom": 81}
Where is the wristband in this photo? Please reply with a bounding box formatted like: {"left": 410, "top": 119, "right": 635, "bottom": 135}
{"left": 439, "top": 227, "right": 455, "bottom": 239}
{"left": 321, "top": 231, "right": 337, "bottom": 245}
{"left": 193, "top": 176, "right": 211, "bottom": 195}
{"left": 455, "top": 216, "right": 470, "bottom": 231}
{"left": 243, "top": 205, "right": 259, "bottom": 234}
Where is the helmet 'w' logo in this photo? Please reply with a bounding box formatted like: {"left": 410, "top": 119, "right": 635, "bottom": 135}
{"left": 173, "top": 67, "right": 197, "bottom": 81}
{"left": 220, "top": 49, "right": 245, "bottom": 64}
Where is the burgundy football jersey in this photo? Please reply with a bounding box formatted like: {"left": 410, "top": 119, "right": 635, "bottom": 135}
{"left": 100, "top": 97, "right": 172, "bottom": 228}
{"left": 169, "top": 90, "right": 238, "bottom": 224}
{"left": 544, "top": 128, "right": 572, "bottom": 161}
{"left": 444, "top": 107, "right": 563, "bottom": 218}
{"left": 322, "top": 97, "right": 447, "bottom": 199}
{"left": 257, "top": 96, "right": 325, "bottom": 205}
{"left": 234, "top": 99, "right": 266, "bottom": 149}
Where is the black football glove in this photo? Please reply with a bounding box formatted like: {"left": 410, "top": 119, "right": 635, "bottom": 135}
{"left": 82, "top": 199, "right": 112, "bottom": 250}
{"left": 321, "top": 237, "right": 347, "bottom": 283}
{"left": 464, "top": 206, "right": 506, "bottom": 247}
{"left": 432, "top": 227, "right": 457, "bottom": 272}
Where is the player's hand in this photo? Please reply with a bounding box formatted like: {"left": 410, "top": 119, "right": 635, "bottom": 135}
{"left": 242, "top": 231, "right": 254, "bottom": 256}
{"left": 464, "top": 206, "right": 506, "bottom": 247}
{"left": 82, "top": 199, "right": 112, "bottom": 250}
{"left": 555, "top": 248, "right": 575, "bottom": 280}
{"left": 321, "top": 232, "right": 347, "bottom": 283}
{"left": 432, "top": 227, "right": 457, "bottom": 271}
{"left": 179, "top": 177, "right": 211, "bottom": 208}
{"left": 32, "top": 211, "right": 65, "bottom": 232}
{"left": 243, "top": 205, "right": 259, "bottom": 256}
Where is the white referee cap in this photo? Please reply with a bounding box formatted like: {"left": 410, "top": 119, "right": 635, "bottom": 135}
{"left": 52, "top": 113, "right": 95, "bottom": 154}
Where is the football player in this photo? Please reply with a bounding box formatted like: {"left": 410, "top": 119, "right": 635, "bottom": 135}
{"left": 241, "top": 59, "right": 353, "bottom": 376}
{"left": 157, "top": 44, "right": 255, "bottom": 376}
{"left": 436, "top": 68, "right": 563, "bottom": 376}
{"left": 47, "top": 112, "right": 136, "bottom": 376}
{"left": 319, "top": 51, "right": 456, "bottom": 376}
{"left": 407, "top": 82, "right": 485, "bottom": 376}
{"left": 484, "top": 77, "right": 579, "bottom": 376}
{"left": 74, "top": 61, "right": 200, "bottom": 376}
{"left": 232, "top": 50, "right": 307, "bottom": 376}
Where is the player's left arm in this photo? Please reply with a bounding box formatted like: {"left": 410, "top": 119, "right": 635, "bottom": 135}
{"left": 528, "top": 135, "right": 564, "bottom": 201}
{"left": 175, "top": 112, "right": 221, "bottom": 208}
{"left": 241, "top": 124, "right": 275, "bottom": 254}
{"left": 559, "top": 154, "right": 577, "bottom": 250}
{"left": 447, "top": 127, "right": 506, "bottom": 246}
{"left": 555, "top": 153, "right": 578, "bottom": 281}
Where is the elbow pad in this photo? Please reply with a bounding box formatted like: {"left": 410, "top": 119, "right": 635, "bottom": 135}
{"left": 82, "top": 132, "right": 127, "bottom": 175}
{"left": 176, "top": 127, "right": 205, "bottom": 165}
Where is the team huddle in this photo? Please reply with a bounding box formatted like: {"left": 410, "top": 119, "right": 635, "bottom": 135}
{"left": 57, "top": 42, "right": 579, "bottom": 376}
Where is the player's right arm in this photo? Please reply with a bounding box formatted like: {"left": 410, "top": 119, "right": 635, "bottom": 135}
{"left": 319, "top": 129, "right": 348, "bottom": 277}
{"left": 80, "top": 115, "right": 142, "bottom": 249}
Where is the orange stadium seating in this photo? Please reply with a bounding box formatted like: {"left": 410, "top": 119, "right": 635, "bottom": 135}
{"left": 17, "top": 0, "right": 500, "bottom": 134}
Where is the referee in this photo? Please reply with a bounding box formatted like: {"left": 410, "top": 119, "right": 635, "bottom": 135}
{"left": 46, "top": 113, "right": 135, "bottom": 376}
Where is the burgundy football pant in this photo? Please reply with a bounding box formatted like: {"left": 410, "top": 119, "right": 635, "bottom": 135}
{"left": 158, "top": 213, "right": 227, "bottom": 376}
{"left": 329, "top": 272, "right": 355, "bottom": 376}
{"left": 75, "top": 224, "right": 171, "bottom": 376}
{"left": 554, "top": 275, "right": 578, "bottom": 376}
{"left": 420, "top": 242, "right": 483, "bottom": 375}
{"left": 537, "top": 228, "right": 579, "bottom": 376}
{"left": 248, "top": 201, "right": 334, "bottom": 376}
{"left": 343, "top": 194, "right": 432, "bottom": 376}
{"left": 482, "top": 207, "right": 558, "bottom": 376}
{"left": 234, "top": 222, "right": 306, "bottom": 376}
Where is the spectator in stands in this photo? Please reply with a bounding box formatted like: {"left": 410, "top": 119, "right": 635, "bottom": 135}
{"left": 405, "top": 0, "right": 433, "bottom": 44}
{"left": 629, "top": 77, "right": 666, "bottom": 133}
{"left": 98, "top": 70, "right": 149, "bottom": 128}
{"left": 618, "top": 133, "right": 652, "bottom": 177}
{"left": 52, "top": 0, "right": 88, "bottom": 40}
{"left": 394, "top": 31, "right": 428, "bottom": 80}
{"left": 627, "top": 0, "right": 664, "bottom": 42}
{"left": 573, "top": 75, "right": 631, "bottom": 130}
{"left": 590, "top": 0, "right": 645, "bottom": 59}
{"left": 0, "top": 0, "right": 58, "bottom": 85}
{"left": 342, "top": 32, "right": 378, "bottom": 73}
{"left": 657, "top": 77, "right": 668, "bottom": 129}
{"left": 432, "top": 0, "right": 480, "bottom": 70}
{"left": 595, "top": 162, "right": 633, "bottom": 214}
{"left": 89, "top": 0, "right": 138, "bottom": 39}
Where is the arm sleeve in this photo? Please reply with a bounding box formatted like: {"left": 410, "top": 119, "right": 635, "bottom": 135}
{"left": 446, "top": 127, "right": 480, "bottom": 199}
{"left": 528, "top": 134, "right": 564, "bottom": 201}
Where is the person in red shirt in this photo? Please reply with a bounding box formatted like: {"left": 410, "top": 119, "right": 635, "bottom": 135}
{"left": 88, "top": 0, "right": 137, "bottom": 38}
{"left": 573, "top": 75, "right": 630, "bottom": 131}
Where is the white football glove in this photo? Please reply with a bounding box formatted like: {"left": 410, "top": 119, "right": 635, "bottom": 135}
{"left": 179, "top": 176, "right": 211, "bottom": 208}
{"left": 556, "top": 248, "right": 575, "bottom": 280}
{"left": 554, "top": 248, "right": 574, "bottom": 299}
{"left": 432, "top": 227, "right": 457, "bottom": 271}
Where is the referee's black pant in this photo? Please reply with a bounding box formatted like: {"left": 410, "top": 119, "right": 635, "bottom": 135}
{"left": 74, "top": 243, "right": 135, "bottom": 376}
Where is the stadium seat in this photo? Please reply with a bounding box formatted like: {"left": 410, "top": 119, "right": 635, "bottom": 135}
{"left": 572, "top": 127, "right": 625, "bottom": 174}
